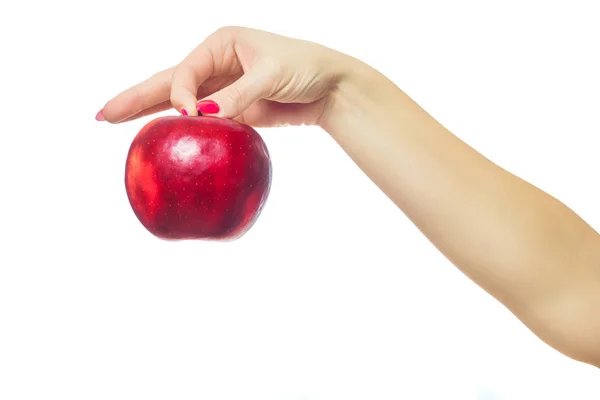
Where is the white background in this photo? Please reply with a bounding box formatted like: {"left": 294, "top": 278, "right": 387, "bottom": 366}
{"left": 1, "top": 1, "right": 599, "bottom": 399}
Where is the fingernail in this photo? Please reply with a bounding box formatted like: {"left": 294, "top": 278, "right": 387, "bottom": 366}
{"left": 95, "top": 109, "right": 105, "bottom": 121}
{"left": 181, "top": 108, "right": 188, "bottom": 116}
{"left": 196, "top": 100, "right": 220, "bottom": 114}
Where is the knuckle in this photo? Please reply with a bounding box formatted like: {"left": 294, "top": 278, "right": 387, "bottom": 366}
{"left": 213, "top": 25, "right": 241, "bottom": 39}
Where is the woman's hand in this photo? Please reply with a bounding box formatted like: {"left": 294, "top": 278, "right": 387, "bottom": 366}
{"left": 98, "top": 26, "right": 348, "bottom": 128}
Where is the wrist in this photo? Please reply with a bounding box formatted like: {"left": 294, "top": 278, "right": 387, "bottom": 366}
{"left": 317, "top": 53, "right": 398, "bottom": 134}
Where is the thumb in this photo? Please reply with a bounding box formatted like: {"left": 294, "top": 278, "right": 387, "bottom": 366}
{"left": 197, "top": 66, "right": 276, "bottom": 119}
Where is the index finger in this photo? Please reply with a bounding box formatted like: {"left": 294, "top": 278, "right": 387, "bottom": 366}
{"left": 100, "top": 67, "right": 174, "bottom": 123}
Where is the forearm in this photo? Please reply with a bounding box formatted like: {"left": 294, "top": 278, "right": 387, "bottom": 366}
{"left": 321, "top": 55, "right": 600, "bottom": 366}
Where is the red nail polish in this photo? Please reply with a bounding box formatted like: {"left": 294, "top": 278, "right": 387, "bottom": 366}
{"left": 95, "top": 109, "right": 105, "bottom": 121}
{"left": 181, "top": 108, "right": 188, "bottom": 116}
{"left": 196, "top": 100, "right": 220, "bottom": 114}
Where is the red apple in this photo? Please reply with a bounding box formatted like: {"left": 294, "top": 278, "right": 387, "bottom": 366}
{"left": 124, "top": 115, "right": 272, "bottom": 240}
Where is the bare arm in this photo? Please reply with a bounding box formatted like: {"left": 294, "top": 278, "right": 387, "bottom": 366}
{"left": 320, "top": 54, "right": 600, "bottom": 368}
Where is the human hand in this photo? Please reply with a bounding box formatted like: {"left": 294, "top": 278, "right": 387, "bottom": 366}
{"left": 98, "top": 26, "right": 350, "bottom": 127}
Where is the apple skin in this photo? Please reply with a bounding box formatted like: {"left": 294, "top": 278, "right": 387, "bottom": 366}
{"left": 124, "top": 115, "right": 272, "bottom": 241}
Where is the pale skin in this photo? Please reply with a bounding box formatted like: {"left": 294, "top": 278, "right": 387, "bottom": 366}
{"left": 99, "top": 26, "right": 600, "bottom": 369}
